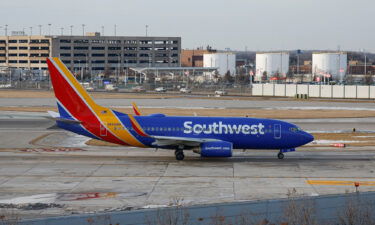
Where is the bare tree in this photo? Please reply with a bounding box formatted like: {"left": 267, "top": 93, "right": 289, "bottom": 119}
{"left": 282, "top": 188, "right": 317, "bottom": 225}
{"left": 337, "top": 195, "right": 375, "bottom": 225}
{"left": 145, "top": 197, "right": 190, "bottom": 225}
{"left": 0, "top": 208, "right": 20, "bottom": 225}
{"left": 262, "top": 71, "right": 268, "bottom": 82}
{"left": 364, "top": 73, "right": 373, "bottom": 85}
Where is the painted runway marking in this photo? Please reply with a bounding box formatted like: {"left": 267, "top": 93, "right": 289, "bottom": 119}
{"left": 307, "top": 180, "right": 375, "bottom": 186}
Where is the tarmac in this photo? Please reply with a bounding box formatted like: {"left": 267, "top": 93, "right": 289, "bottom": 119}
{"left": 0, "top": 99, "right": 375, "bottom": 219}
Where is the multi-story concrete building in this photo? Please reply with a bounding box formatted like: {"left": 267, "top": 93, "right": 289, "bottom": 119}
{"left": 0, "top": 32, "right": 181, "bottom": 74}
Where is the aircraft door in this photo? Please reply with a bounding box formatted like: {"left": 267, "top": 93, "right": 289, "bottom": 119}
{"left": 274, "top": 124, "right": 281, "bottom": 139}
{"left": 100, "top": 123, "right": 107, "bottom": 137}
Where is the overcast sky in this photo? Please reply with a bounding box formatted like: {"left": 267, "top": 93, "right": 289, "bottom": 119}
{"left": 1, "top": 0, "right": 374, "bottom": 52}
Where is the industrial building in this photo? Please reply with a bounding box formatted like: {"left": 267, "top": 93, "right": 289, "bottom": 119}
{"left": 312, "top": 52, "right": 347, "bottom": 82}
{"left": 203, "top": 52, "right": 236, "bottom": 76}
{"left": 181, "top": 48, "right": 216, "bottom": 67}
{"left": 0, "top": 32, "right": 181, "bottom": 74}
{"left": 255, "top": 52, "right": 289, "bottom": 81}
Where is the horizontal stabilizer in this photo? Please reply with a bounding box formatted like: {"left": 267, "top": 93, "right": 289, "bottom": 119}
{"left": 47, "top": 111, "right": 82, "bottom": 124}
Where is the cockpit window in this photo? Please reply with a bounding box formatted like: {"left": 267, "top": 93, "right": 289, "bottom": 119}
{"left": 289, "top": 127, "right": 302, "bottom": 132}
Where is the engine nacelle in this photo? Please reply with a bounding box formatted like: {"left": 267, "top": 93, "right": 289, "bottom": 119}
{"left": 198, "top": 141, "right": 233, "bottom": 157}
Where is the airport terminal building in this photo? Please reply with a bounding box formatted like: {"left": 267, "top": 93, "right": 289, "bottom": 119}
{"left": 0, "top": 33, "right": 181, "bottom": 73}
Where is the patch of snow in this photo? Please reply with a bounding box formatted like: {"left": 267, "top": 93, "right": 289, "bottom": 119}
{"left": 0, "top": 193, "right": 57, "bottom": 204}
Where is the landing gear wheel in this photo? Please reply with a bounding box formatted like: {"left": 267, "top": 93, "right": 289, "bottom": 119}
{"left": 175, "top": 151, "right": 185, "bottom": 161}
{"left": 277, "top": 152, "right": 284, "bottom": 160}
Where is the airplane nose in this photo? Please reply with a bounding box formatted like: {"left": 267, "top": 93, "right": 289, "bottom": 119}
{"left": 301, "top": 131, "right": 314, "bottom": 144}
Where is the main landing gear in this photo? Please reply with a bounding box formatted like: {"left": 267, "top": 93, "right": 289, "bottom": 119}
{"left": 175, "top": 145, "right": 185, "bottom": 161}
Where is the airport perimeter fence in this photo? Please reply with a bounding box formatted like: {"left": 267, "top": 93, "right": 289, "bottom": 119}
{"left": 0, "top": 78, "right": 254, "bottom": 95}
{"left": 13, "top": 191, "right": 375, "bottom": 225}
{"left": 253, "top": 83, "right": 375, "bottom": 99}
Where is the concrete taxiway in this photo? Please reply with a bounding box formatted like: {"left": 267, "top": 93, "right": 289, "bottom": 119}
{"left": 1, "top": 111, "right": 375, "bottom": 219}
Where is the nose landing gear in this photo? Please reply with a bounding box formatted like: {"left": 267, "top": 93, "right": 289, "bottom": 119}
{"left": 277, "top": 152, "right": 284, "bottom": 159}
{"left": 277, "top": 148, "right": 295, "bottom": 159}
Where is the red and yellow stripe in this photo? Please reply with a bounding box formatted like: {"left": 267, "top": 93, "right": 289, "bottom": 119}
{"left": 47, "top": 57, "right": 146, "bottom": 147}
{"left": 132, "top": 102, "right": 142, "bottom": 116}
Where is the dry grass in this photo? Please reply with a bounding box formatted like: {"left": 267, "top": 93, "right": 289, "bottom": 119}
{"left": 308, "top": 133, "right": 375, "bottom": 147}
{"left": 112, "top": 108, "right": 375, "bottom": 119}
{"left": 312, "top": 133, "right": 375, "bottom": 141}
{"left": 0, "top": 90, "right": 54, "bottom": 98}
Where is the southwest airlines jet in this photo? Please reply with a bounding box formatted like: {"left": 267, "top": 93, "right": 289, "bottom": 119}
{"left": 46, "top": 57, "right": 313, "bottom": 161}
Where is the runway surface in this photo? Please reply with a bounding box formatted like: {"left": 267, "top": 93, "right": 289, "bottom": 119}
{"left": 0, "top": 110, "right": 375, "bottom": 218}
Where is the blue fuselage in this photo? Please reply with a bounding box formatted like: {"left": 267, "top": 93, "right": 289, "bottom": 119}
{"left": 58, "top": 111, "right": 314, "bottom": 150}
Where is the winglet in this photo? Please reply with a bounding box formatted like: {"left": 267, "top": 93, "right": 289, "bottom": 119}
{"left": 128, "top": 114, "right": 149, "bottom": 137}
{"left": 132, "top": 102, "right": 142, "bottom": 116}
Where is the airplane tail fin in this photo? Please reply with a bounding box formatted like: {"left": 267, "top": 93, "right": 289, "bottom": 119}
{"left": 46, "top": 57, "right": 102, "bottom": 120}
{"left": 46, "top": 57, "right": 147, "bottom": 147}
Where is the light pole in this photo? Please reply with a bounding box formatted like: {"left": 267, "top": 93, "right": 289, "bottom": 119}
{"left": 116, "top": 53, "right": 120, "bottom": 85}
{"left": 82, "top": 24, "right": 85, "bottom": 36}
{"left": 5, "top": 24, "right": 8, "bottom": 36}
{"left": 29, "top": 27, "right": 32, "bottom": 36}
{"left": 38, "top": 25, "right": 42, "bottom": 35}
{"left": 48, "top": 23, "right": 51, "bottom": 35}
{"left": 101, "top": 26, "right": 104, "bottom": 35}
{"left": 296, "top": 49, "right": 301, "bottom": 77}
{"left": 114, "top": 24, "right": 116, "bottom": 36}
{"left": 145, "top": 25, "right": 148, "bottom": 36}
{"left": 78, "top": 60, "right": 82, "bottom": 81}
{"left": 70, "top": 25, "right": 73, "bottom": 36}
{"left": 364, "top": 50, "right": 367, "bottom": 76}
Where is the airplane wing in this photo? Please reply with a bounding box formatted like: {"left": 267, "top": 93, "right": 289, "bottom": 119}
{"left": 127, "top": 106, "right": 221, "bottom": 147}
{"left": 150, "top": 135, "right": 220, "bottom": 147}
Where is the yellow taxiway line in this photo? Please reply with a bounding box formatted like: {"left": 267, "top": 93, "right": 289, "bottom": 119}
{"left": 307, "top": 180, "right": 375, "bottom": 186}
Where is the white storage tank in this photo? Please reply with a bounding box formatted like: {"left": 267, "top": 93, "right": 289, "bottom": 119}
{"left": 312, "top": 52, "right": 347, "bottom": 82}
{"left": 255, "top": 52, "right": 289, "bottom": 80}
{"left": 203, "top": 52, "right": 236, "bottom": 76}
